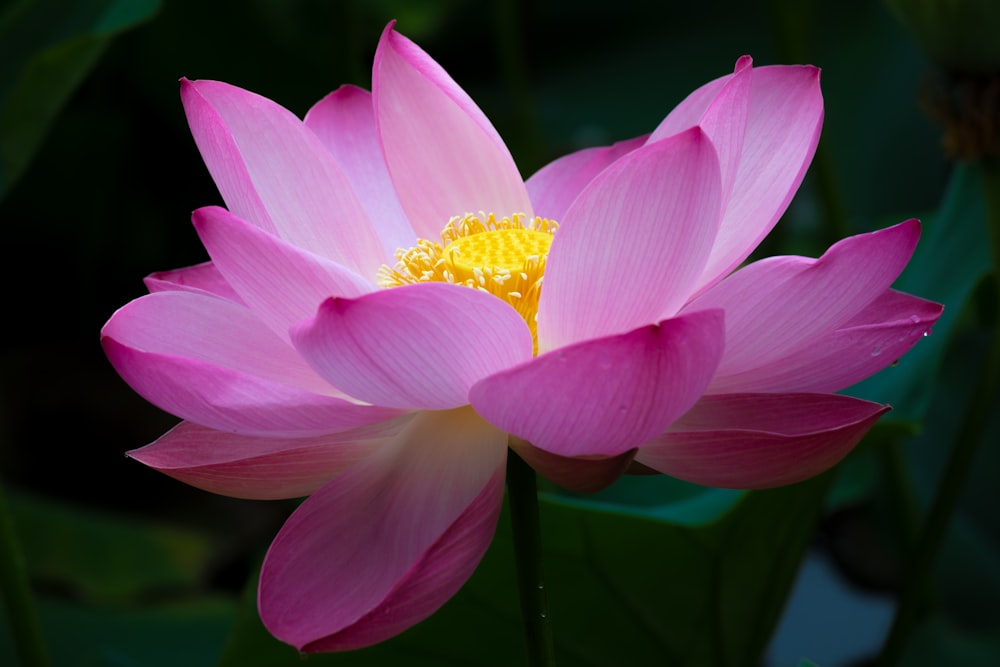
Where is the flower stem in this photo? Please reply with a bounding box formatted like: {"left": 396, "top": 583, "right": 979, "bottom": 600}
{"left": 877, "top": 158, "right": 1000, "bottom": 666}
{"left": 506, "top": 448, "right": 556, "bottom": 667}
{"left": 0, "top": 480, "right": 49, "bottom": 667}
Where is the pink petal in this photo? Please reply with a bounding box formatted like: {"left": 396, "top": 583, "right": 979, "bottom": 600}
{"left": 647, "top": 71, "right": 731, "bottom": 140}
{"left": 686, "top": 220, "right": 922, "bottom": 379}
{"left": 179, "top": 81, "right": 274, "bottom": 236}
{"left": 259, "top": 407, "right": 507, "bottom": 652}
{"left": 373, "top": 23, "right": 532, "bottom": 240}
{"left": 470, "top": 309, "right": 725, "bottom": 457}
{"left": 128, "top": 417, "right": 409, "bottom": 500}
{"left": 102, "top": 291, "right": 401, "bottom": 436}
{"left": 291, "top": 283, "right": 533, "bottom": 410}
{"left": 635, "top": 393, "right": 888, "bottom": 489}
{"left": 193, "top": 206, "right": 375, "bottom": 342}
{"left": 648, "top": 61, "right": 823, "bottom": 293}
{"left": 694, "top": 65, "right": 823, "bottom": 292}
{"left": 510, "top": 439, "right": 636, "bottom": 493}
{"left": 537, "top": 127, "right": 721, "bottom": 351}
{"left": 304, "top": 85, "right": 415, "bottom": 255}
{"left": 709, "top": 290, "right": 943, "bottom": 393}
{"left": 104, "top": 291, "right": 330, "bottom": 392}
{"left": 524, "top": 135, "right": 647, "bottom": 221}
{"left": 143, "top": 261, "right": 244, "bottom": 303}
{"left": 181, "top": 79, "right": 386, "bottom": 277}
{"left": 650, "top": 56, "right": 752, "bottom": 209}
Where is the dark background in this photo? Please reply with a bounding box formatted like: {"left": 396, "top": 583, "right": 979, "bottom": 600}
{"left": 5, "top": 1, "right": 988, "bottom": 666}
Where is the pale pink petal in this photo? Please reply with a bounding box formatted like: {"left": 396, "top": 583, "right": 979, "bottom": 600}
{"left": 102, "top": 291, "right": 401, "bottom": 436}
{"left": 193, "top": 206, "right": 375, "bottom": 342}
{"left": 373, "top": 23, "right": 532, "bottom": 240}
{"left": 694, "top": 65, "right": 823, "bottom": 292}
{"left": 179, "top": 81, "right": 275, "bottom": 236}
{"left": 128, "top": 417, "right": 409, "bottom": 500}
{"left": 144, "top": 261, "right": 244, "bottom": 304}
{"left": 709, "top": 290, "right": 943, "bottom": 393}
{"left": 509, "top": 439, "right": 636, "bottom": 493}
{"left": 104, "top": 291, "right": 332, "bottom": 393}
{"left": 647, "top": 71, "right": 731, "bottom": 140}
{"left": 304, "top": 85, "right": 415, "bottom": 255}
{"left": 650, "top": 56, "right": 752, "bottom": 209}
{"left": 259, "top": 407, "right": 507, "bottom": 652}
{"left": 537, "top": 127, "right": 721, "bottom": 351}
{"left": 181, "top": 79, "right": 386, "bottom": 276}
{"left": 685, "top": 220, "right": 922, "bottom": 379}
{"left": 470, "top": 309, "right": 725, "bottom": 457}
{"left": 636, "top": 393, "right": 888, "bottom": 489}
{"left": 649, "top": 62, "right": 823, "bottom": 294}
{"left": 524, "top": 135, "right": 646, "bottom": 221}
{"left": 291, "top": 283, "right": 533, "bottom": 410}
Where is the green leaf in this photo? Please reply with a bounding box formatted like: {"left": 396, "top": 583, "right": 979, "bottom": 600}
{"left": 549, "top": 473, "right": 746, "bottom": 527}
{"left": 0, "top": 0, "right": 161, "bottom": 200}
{"left": 0, "top": 492, "right": 234, "bottom": 664}
{"left": 0, "top": 596, "right": 236, "bottom": 667}
{"left": 218, "top": 474, "right": 830, "bottom": 666}
{"left": 900, "top": 615, "right": 1000, "bottom": 667}
{"left": 826, "top": 161, "right": 1000, "bottom": 657}
{"left": 9, "top": 490, "right": 216, "bottom": 604}
{"left": 900, "top": 314, "right": 1000, "bottom": 630}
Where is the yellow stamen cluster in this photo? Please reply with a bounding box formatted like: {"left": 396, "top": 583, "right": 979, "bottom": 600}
{"left": 377, "top": 212, "right": 557, "bottom": 348}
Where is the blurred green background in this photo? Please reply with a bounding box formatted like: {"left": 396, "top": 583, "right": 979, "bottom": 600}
{"left": 1, "top": 0, "right": 996, "bottom": 665}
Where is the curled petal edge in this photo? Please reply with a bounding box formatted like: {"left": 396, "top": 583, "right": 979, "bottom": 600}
{"left": 635, "top": 393, "right": 889, "bottom": 489}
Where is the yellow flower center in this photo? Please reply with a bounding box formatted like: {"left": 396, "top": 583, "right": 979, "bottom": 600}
{"left": 377, "top": 212, "right": 557, "bottom": 351}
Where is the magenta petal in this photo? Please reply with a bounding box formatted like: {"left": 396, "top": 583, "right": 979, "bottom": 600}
{"left": 181, "top": 79, "right": 386, "bottom": 277}
{"left": 144, "top": 261, "right": 243, "bottom": 303}
{"left": 538, "top": 127, "right": 722, "bottom": 350}
{"left": 694, "top": 65, "right": 823, "bottom": 291}
{"left": 647, "top": 68, "right": 731, "bottom": 141}
{"left": 510, "top": 439, "right": 636, "bottom": 493}
{"left": 104, "top": 291, "right": 333, "bottom": 393}
{"left": 193, "top": 206, "right": 375, "bottom": 342}
{"left": 102, "top": 291, "right": 401, "bottom": 436}
{"left": 471, "top": 309, "right": 725, "bottom": 457}
{"left": 291, "top": 283, "right": 533, "bottom": 410}
{"left": 524, "top": 135, "right": 646, "bottom": 221}
{"left": 709, "top": 290, "right": 943, "bottom": 393}
{"left": 636, "top": 393, "right": 888, "bottom": 489}
{"left": 649, "top": 62, "right": 823, "bottom": 294}
{"left": 104, "top": 340, "right": 399, "bottom": 436}
{"left": 179, "top": 80, "right": 274, "bottom": 235}
{"left": 259, "top": 407, "right": 506, "bottom": 651}
{"left": 128, "top": 417, "right": 408, "bottom": 500}
{"left": 650, "top": 56, "right": 752, "bottom": 208}
{"left": 687, "top": 219, "right": 922, "bottom": 380}
{"left": 692, "top": 56, "right": 751, "bottom": 207}
{"left": 373, "top": 24, "right": 532, "bottom": 240}
{"left": 304, "top": 85, "right": 415, "bottom": 255}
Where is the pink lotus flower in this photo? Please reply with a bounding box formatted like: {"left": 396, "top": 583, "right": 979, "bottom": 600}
{"left": 101, "top": 22, "right": 941, "bottom": 652}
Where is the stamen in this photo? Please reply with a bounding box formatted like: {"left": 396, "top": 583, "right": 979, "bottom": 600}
{"left": 378, "top": 212, "right": 557, "bottom": 352}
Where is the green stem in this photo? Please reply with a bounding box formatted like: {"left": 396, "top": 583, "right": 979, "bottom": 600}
{"left": 506, "top": 449, "right": 556, "bottom": 667}
{"left": 0, "top": 480, "right": 49, "bottom": 667}
{"left": 877, "top": 158, "right": 1000, "bottom": 666}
